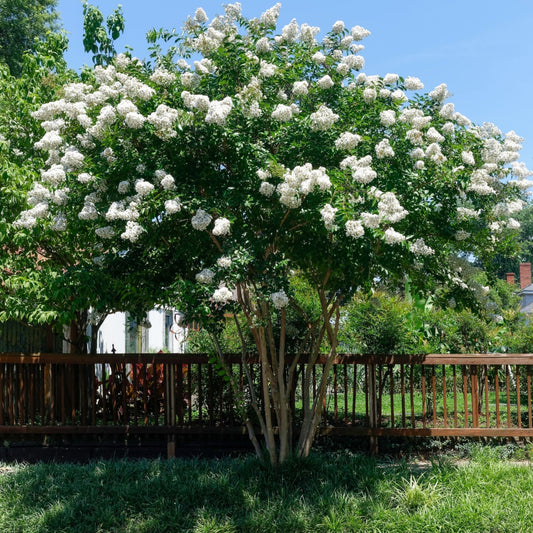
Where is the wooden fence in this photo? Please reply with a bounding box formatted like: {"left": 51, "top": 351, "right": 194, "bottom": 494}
{"left": 1, "top": 353, "right": 533, "bottom": 455}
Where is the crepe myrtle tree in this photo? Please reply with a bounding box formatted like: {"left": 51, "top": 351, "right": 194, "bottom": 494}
{"left": 14, "top": 3, "right": 531, "bottom": 463}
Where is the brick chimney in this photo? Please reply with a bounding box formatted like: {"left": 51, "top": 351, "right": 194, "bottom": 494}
{"left": 520, "top": 262, "right": 532, "bottom": 289}
{"left": 506, "top": 272, "right": 515, "bottom": 285}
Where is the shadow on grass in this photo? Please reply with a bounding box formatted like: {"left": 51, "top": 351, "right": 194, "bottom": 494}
{"left": 0, "top": 451, "right": 401, "bottom": 533}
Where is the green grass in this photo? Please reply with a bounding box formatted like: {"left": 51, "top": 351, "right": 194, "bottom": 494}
{"left": 2, "top": 446, "right": 533, "bottom": 532}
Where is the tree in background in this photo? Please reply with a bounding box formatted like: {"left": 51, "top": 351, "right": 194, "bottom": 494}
{"left": 0, "top": 0, "right": 60, "bottom": 77}
{"left": 11, "top": 3, "right": 531, "bottom": 463}
{"left": 0, "top": 6, "right": 138, "bottom": 353}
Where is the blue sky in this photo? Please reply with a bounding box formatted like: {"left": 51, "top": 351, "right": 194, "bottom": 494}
{"left": 57, "top": 0, "right": 533, "bottom": 167}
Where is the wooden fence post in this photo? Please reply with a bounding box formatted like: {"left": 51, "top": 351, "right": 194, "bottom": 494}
{"left": 471, "top": 365, "right": 479, "bottom": 428}
{"left": 368, "top": 363, "right": 379, "bottom": 455}
{"left": 166, "top": 363, "right": 176, "bottom": 459}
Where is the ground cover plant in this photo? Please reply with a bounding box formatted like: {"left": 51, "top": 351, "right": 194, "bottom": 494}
{"left": 1, "top": 445, "right": 533, "bottom": 532}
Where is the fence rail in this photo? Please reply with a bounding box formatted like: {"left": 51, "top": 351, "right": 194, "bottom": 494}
{"left": 1, "top": 353, "right": 533, "bottom": 454}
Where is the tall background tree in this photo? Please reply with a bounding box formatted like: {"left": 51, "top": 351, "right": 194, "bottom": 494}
{"left": 0, "top": 0, "right": 60, "bottom": 77}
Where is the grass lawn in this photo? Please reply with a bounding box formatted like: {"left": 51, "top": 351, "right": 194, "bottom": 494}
{"left": 1, "top": 444, "right": 533, "bottom": 532}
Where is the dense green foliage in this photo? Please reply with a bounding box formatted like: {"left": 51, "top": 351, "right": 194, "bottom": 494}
{"left": 0, "top": 0, "right": 60, "bottom": 77}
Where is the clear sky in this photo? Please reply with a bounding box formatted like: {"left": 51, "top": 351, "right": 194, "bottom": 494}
{"left": 56, "top": 0, "right": 533, "bottom": 168}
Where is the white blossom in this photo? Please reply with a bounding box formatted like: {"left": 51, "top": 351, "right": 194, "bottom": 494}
{"left": 429, "top": 83, "right": 450, "bottom": 102}
{"left": 150, "top": 67, "right": 177, "bottom": 86}
{"left": 457, "top": 207, "right": 480, "bottom": 220}
{"left": 205, "top": 97, "right": 233, "bottom": 125}
{"left": 332, "top": 20, "right": 345, "bottom": 33}
{"left": 95, "top": 226, "right": 115, "bottom": 239}
{"left": 320, "top": 203, "right": 337, "bottom": 230}
{"left": 196, "top": 268, "right": 215, "bottom": 284}
{"left": 345, "top": 219, "right": 364, "bottom": 238}
{"left": 118, "top": 181, "right": 130, "bottom": 194}
{"left": 375, "top": 138, "right": 395, "bottom": 159}
{"left": 259, "top": 181, "right": 275, "bottom": 197}
{"left": 271, "top": 104, "right": 293, "bottom": 122}
{"left": 165, "top": 199, "right": 182, "bottom": 215}
{"left": 191, "top": 208, "right": 212, "bottom": 230}
{"left": 212, "top": 286, "right": 234, "bottom": 303}
{"left": 377, "top": 192, "right": 408, "bottom": 223}
{"left": 361, "top": 212, "right": 380, "bottom": 229}
{"left": 379, "top": 110, "right": 396, "bottom": 127}
{"left": 317, "top": 75, "right": 334, "bottom": 89}
{"left": 292, "top": 81, "right": 309, "bottom": 96}
{"left": 461, "top": 151, "right": 476, "bottom": 165}
{"left": 404, "top": 76, "right": 424, "bottom": 90}
{"left": 426, "top": 127, "right": 445, "bottom": 144}
{"left": 212, "top": 217, "right": 231, "bottom": 236}
{"left": 312, "top": 52, "right": 326, "bottom": 64}
{"left": 259, "top": 61, "right": 277, "bottom": 78}
{"left": 335, "top": 132, "right": 361, "bottom": 150}
{"left": 383, "top": 228, "right": 406, "bottom": 244}
{"left": 116, "top": 99, "right": 138, "bottom": 116}
{"left": 410, "top": 238, "right": 434, "bottom": 256}
{"left": 41, "top": 164, "right": 66, "bottom": 186}
{"left": 310, "top": 105, "right": 339, "bottom": 131}
{"left": 135, "top": 179, "right": 154, "bottom": 197}
{"left": 121, "top": 221, "right": 144, "bottom": 242}
{"left": 124, "top": 112, "right": 146, "bottom": 129}
{"left": 363, "top": 87, "right": 377, "bottom": 103}
{"left": 160, "top": 174, "right": 176, "bottom": 190}
{"left": 194, "top": 7, "right": 208, "bottom": 23}
{"left": 35, "top": 130, "right": 63, "bottom": 151}
{"left": 271, "top": 290, "right": 289, "bottom": 309}
{"left": 260, "top": 3, "right": 281, "bottom": 27}
{"left": 351, "top": 25, "right": 371, "bottom": 41}
{"left": 217, "top": 256, "right": 232, "bottom": 268}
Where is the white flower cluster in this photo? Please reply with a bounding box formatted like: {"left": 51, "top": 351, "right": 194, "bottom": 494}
{"left": 217, "top": 256, "right": 232, "bottom": 268}
{"left": 404, "top": 77, "right": 424, "bottom": 90}
{"left": 375, "top": 138, "right": 394, "bottom": 159}
{"left": 191, "top": 209, "right": 212, "bottom": 230}
{"left": 147, "top": 104, "right": 179, "bottom": 138}
{"left": 260, "top": 3, "right": 281, "bottom": 27}
{"left": 383, "top": 227, "right": 406, "bottom": 244}
{"left": 205, "top": 97, "right": 234, "bottom": 125}
{"left": 317, "top": 75, "right": 334, "bottom": 89}
{"left": 377, "top": 192, "right": 408, "bottom": 223}
{"left": 212, "top": 217, "right": 231, "bottom": 236}
{"left": 272, "top": 104, "right": 296, "bottom": 122}
{"left": 212, "top": 286, "right": 234, "bottom": 304}
{"left": 380, "top": 110, "right": 396, "bottom": 127}
{"left": 345, "top": 219, "right": 364, "bottom": 238}
{"left": 309, "top": 105, "right": 339, "bottom": 131}
{"left": 320, "top": 204, "right": 338, "bottom": 230}
{"left": 335, "top": 132, "right": 361, "bottom": 150}
{"left": 165, "top": 199, "right": 182, "bottom": 215}
{"left": 271, "top": 290, "right": 289, "bottom": 309}
{"left": 121, "top": 221, "right": 144, "bottom": 242}
{"left": 456, "top": 207, "right": 480, "bottom": 220}
{"left": 410, "top": 238, "right": 434, "bottom": 256}
{"left": 150, "top": 67, "right": 177, "bottom": 86}
{"left": 340, "top": 155, "right": 377, "bottom": 184}
{"left": 276, "top": 163, "right": 331, "bottom": 208}
{"left": 196, "top": 268, "right": 215, "bottom": 284}
{"left": 467, "top": 169, "right": 496, "bottom": 195}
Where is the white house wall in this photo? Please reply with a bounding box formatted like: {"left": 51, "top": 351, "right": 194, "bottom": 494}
{"left": 95, "top": 309, "right": 186, "bottom": 354}
{"left": 96, "top": 312, "right": 126, "bottom": 354}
